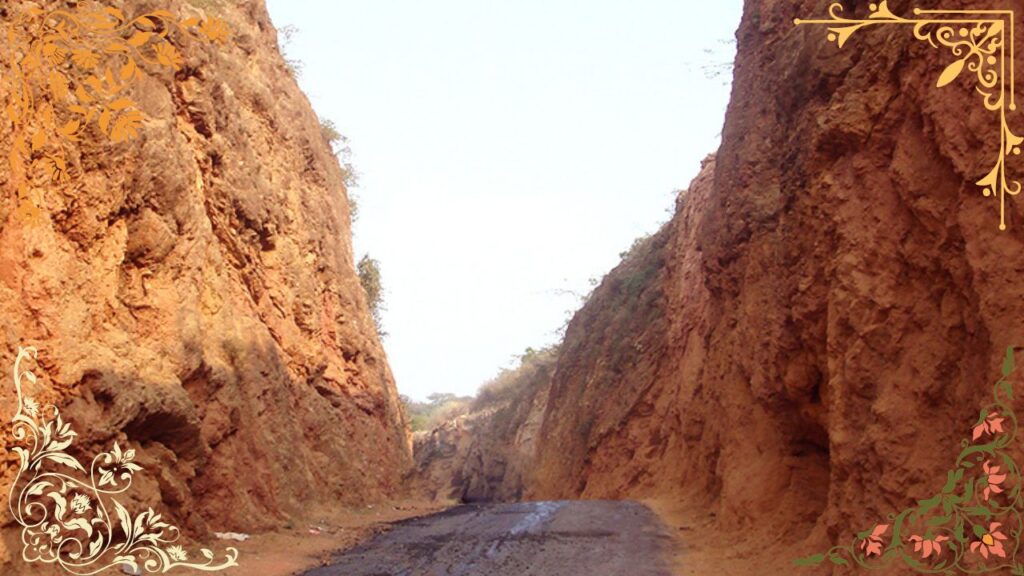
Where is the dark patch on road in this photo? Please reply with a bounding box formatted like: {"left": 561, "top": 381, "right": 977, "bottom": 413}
{"left": 303, "top": 500, "right": 675, "bottom": 576}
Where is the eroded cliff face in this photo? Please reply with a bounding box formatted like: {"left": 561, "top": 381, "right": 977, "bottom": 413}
{"left": 529, "top": 157, "right": 714, "bottom": 505}
{"left": 0, "top": 0, "right": 411, "bottom": 568}
{"left": 423, "top": 0, "right": 1024, "bottom": 568}
{"left": 414, "top": 349, "right": 555, "bottom": 503}
{"left": 530, "top": 0, "right": 1024, "bottom": 559}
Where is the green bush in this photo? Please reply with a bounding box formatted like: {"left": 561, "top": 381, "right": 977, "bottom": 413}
{"left": 320, "top": 118, "right": 342, "bottom": 146}
{"left": 357, "top": 255, "right": 385, "bottom": 335}
{"left": 399, "top": 346, "right": 559, "bottom": 433}
{"left": 619, "top": 233, "right": 652, "bottom": 260}
{"left": 401, "top": 393, "right": 474, "bottom": 432}
{"left": 473, "top": 346, "right": 558, "bottom": 410}
{"left": 319, "top": 118, "right": 358, "bottom": 189}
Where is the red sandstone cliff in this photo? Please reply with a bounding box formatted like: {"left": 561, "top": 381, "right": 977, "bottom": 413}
{"left": 413, "top": 347, "right": 555, "bottom": 503}
{"left": 531, "top": 0, "right": 1024, "bottom": 567}
{"left": 0, "top": 0, "right": 411, "bottom": 571}
{"left": 419, "top": 0, "right": 1024, "bottom": 572}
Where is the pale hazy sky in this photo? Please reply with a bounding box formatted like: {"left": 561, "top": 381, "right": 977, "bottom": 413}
{"left": 264, "top": 1, "right": 742, "bottom": 400}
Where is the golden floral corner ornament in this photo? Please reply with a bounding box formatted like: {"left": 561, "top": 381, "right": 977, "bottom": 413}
{"left": 1, "top": 2, "right": 231, "bottom": 226}
{"left": 794, "top": 347, "right": 1024, "bottom": 574}
{"left": 7, "top": 347, "right": 240, "bottom": 574}
{"left": 794, "top": 1, "right": 1022, "bottom": 231}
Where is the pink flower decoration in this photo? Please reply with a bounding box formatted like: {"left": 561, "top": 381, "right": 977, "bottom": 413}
{"left": 973, "top": 412, "right": 1006, "bottom": 441}
{"left": 982, "top": 461, "right": 1007, "bottom": 501}
{"left": 909, "top": 535, "right": 950, "bottom": 559}
{"left": 860, "top": 524, "right": 889, "bottom": 558}
{"left": 970, "top": 522, "right": 1008, "bottom": 559}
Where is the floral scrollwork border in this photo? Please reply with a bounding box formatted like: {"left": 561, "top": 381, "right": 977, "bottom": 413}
{"left": 794, "top": 347, "right": 1024, "bottom": 573}
{"left": 794, "top": 1, "right": 1021, "bottom": 231}
{"left": 7, "top": 347, "right": 240, "bottom": 574}
{"left": 2, "top": 1, "right": 230, "bottom": 224}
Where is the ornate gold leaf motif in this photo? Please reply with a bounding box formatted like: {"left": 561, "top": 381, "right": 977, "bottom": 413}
{"left": 1, "top": 2, "right": 232, "bottom": 225}
{"left": 795, "top": 2, "right": 1021, "bottom": 231}
{"left": 7, "top": 347, "right": 240, "bottom": 574}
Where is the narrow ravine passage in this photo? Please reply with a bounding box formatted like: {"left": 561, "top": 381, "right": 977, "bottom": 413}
{"left": 303, "top": 501, "right": 676, "bottom": 576}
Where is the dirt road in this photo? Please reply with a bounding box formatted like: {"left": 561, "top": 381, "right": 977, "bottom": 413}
{"left": 303, "top": 500, "right": 676, "bottom": 576}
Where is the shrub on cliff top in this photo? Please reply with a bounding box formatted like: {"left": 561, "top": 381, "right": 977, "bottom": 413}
{"left": 401, "top": 393, "right": 474, "bottom": 432}
{"left": 473, "top": 345, "right": 559, "bottom": 410}
{"left": 319, "top": 118, "right": 359, "bottom": 189}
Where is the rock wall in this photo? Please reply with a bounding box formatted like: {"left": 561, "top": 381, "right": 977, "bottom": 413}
{"left": 413, "top": 349, "right": 555, "bottom": 503}
{"left": 529, "top": 157, "right": 713, "bottom": 504}
{"left": 0, "top": 0, "right": 411, "bottom": 569}
{"left": 529, "top": 0, "right": 1024, "bottom": 554}
{"left": 423, "top": 0, "right": 1024, "bottom": 567}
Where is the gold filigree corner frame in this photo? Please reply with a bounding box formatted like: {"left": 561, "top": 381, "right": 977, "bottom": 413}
{"left": 7, "top": 347, "right": 240, "bottom": 574}
{"left": 2, "top": 2, "right": 231, "bottom": 224}
{"left": 794, "top": 1, "right": 1021, "bottom": 231}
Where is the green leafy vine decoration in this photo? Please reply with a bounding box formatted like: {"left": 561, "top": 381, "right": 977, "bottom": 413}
{"left": 795, "top": 347, "right": 1024, "bottom": 574}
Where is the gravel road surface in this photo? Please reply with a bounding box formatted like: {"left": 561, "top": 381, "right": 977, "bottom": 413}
{"left": 303, "top": 500, "right": 676, "bottom": 576}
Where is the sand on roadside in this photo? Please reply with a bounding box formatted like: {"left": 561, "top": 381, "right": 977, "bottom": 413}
{"left": 166, "top": 499, "right": 451, "bottom": 576}
{"left": 645, "top": 497, "right": 809, "bottom": 576}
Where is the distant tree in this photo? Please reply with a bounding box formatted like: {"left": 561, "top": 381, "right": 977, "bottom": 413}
{"left": 474, "top": 345, "right": 559, "bottom": 409}
{"left": 427, "top": 392, "right": 458, "bottom": 405}
{"left": 400, "top": 393, "right": 473, "bottom": 432}
{"left": 516, "top": 347, "right": 539, "bottom": 364}
{"left": 357, "top": 255, "right": 385, "bottom": 335}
